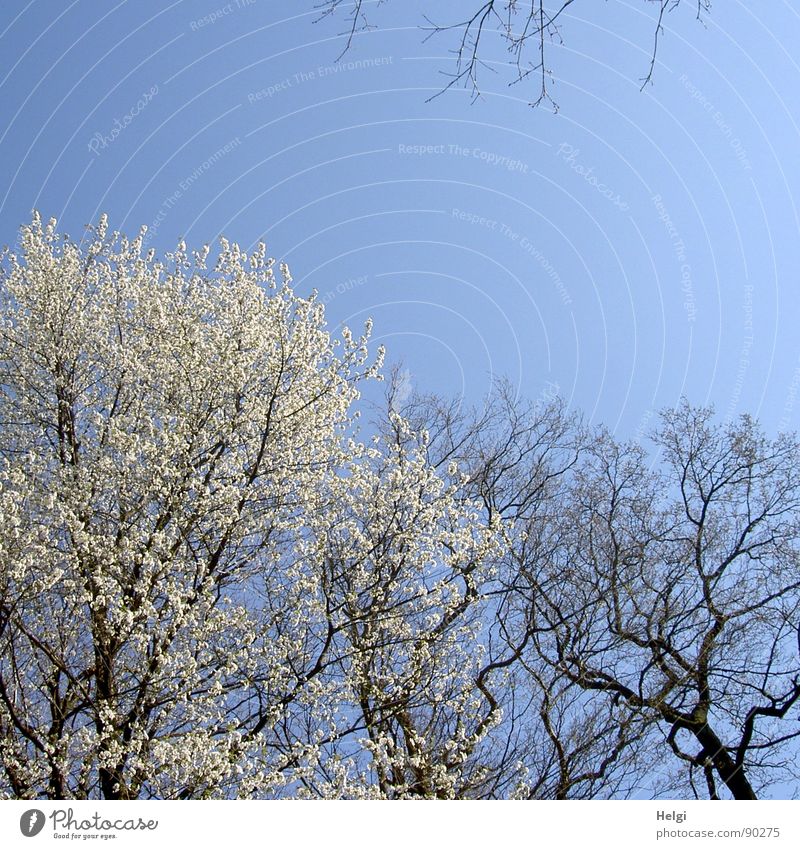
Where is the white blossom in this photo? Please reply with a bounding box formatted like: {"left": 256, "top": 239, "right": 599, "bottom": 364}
{"left": 0, "top": 214, "right": 503, "bottom": 800}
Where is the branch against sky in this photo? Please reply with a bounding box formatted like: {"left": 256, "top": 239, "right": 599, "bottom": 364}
{"left": 316, "top": 1, "right": 711, "bottom": 107}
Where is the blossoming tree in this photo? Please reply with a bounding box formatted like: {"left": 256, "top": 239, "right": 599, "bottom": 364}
{"left": 0, "top": 214, "right": 502, "bottom": 799}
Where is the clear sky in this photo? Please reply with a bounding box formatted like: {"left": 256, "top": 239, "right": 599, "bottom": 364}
{"left": 1, "top": 0, "right": 799, "bottom": 439}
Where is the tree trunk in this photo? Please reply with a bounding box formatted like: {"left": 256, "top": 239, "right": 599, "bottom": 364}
{"left": 693, "top": 723, "right": 757, "bottom": 800}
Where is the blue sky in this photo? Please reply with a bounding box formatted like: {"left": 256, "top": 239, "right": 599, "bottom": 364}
{"left": 1, "top": 0, "right": 799, "bottom": 439}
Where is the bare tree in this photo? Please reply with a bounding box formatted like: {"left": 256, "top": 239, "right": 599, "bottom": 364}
{"left": 390, "top": 379, "right": 800, "bottom": 799}
{"left": 520, "top": 404, "right": 800, "bottom": 799}
{"left": 317, "top": 1, "right": 712, "bottom": 107}
{"left": 386, "top": 377, "right": 658, "bottom": 797}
